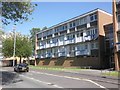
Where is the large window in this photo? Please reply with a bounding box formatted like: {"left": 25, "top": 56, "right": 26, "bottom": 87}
{"left": 118, "top": 14, "right": 120, "bottom": 22}
{"left": 90, "top": 14, "right": 97, "bottom": 22}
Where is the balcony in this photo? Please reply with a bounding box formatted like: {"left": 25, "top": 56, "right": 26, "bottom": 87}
{"left": 46, "top": 53, "right": 52, "bottom": 58}
{"left": 65, "top": 39, "right": 75, "bottom": 45}
{"left": 58, "top": 52, "right": 66, "bottom": 57}
{"left": 75, "top": 37, "right": 83, "bottom": 43}
{"left": 59, "top": 41, "right": 64, "bottom": 46}
{"left": 75, "top": 50, "right": 90, "bottom": 56}
{"left": 51, "top": 42, "right": 58, "bottom": 47}
{"left": 46, "top": 44, "right": 51, "bottom": 48}
{"left": 39, "top": 45, "right": 44, "bottom": 49}
{"left": 84, "top": 36, "right": 91, "bottom": 41}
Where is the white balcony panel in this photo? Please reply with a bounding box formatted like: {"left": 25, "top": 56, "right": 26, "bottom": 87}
{"left": 46, "top": 44, "right": 51, "bottom": 48}
{"left": 84, "top": 36, "right": 91, "bottom": 41}
{"left": 51, "top": 43, "right": 55, "bottom": 47}
{"left": 40, "top": 46, "right": 44, "bottom": 49}
{"left": 58, "top": 52, "right": 65, "bottom": 57}
{"left": 65, "top": 39, "right": 75, "bottom": 45}
{"left": 59, "top": 41, "right": 64, "bottom": 46}
{"left": 75, "top": 37, "right": 83, "bottom": 43}
{"left": 75, "top": 50, "right": 90, "bottom": 56}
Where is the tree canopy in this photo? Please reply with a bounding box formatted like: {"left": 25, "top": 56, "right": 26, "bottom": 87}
{"left": 1, "top": 1, "right": 37, "bottom": 25}
{"left": 30, "top": 28, "right": 40, "bottom": 51}
{"left": 2, "top": 33, "right": 32, "bottom": 58}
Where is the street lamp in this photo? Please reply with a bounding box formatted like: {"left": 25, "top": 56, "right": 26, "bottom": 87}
{"left": 13, "top": 25, "right": 16, "bottom": 66}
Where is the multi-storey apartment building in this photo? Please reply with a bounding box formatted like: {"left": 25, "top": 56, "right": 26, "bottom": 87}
{"left": 35, "top": 8, "right": 112, "bottom": 69}
{"left": 113, "top": 0, "right": 120, "bottom": 70}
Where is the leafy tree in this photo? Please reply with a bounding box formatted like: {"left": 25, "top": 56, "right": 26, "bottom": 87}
{"left": 0, "top": 30, "right": 4, "bottom": 35}
{"left": 30, "top": 28, "right": 40, "bottom": 52}
{"left": 1, "top": 1, "right": 37, "bottom": 25}
{"left": 2, "top": 33, "right": 32, "bottom": 63}
{"left": 42, "top": 26, "right": 47, "bottom": 30}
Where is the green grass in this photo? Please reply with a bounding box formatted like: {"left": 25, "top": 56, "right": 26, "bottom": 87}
{"left": 29, "top": 65, "right": 83, "bottom": 71}
{"left": 102, "top": 71, "right": 119, "bottom": 77}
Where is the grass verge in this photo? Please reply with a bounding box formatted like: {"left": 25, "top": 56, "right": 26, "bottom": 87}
{"left": 29, "top": 65, "right": 83, "bottom": 71}
{"left": 101, "top": 71, "right": 119, "bottom": 77}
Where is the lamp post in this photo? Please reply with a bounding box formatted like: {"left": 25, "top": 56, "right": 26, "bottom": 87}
{"left": 13, "top": 25, "right": 16, "bottom": 66}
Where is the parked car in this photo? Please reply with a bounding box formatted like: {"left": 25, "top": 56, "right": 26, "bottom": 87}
{"left": 14, "top": 63, "right": 29, "bottom": 72}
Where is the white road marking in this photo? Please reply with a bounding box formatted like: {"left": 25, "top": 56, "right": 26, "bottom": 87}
{"left": 19, "top": 74, "right": 63, "bottom": 88}
{"left": 30, "top": 71, "right": 108, "bottom": 90}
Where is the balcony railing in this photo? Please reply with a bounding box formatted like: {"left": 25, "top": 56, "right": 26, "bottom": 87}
{"left": 46, "top": 53, "right": 52, "bottom": 58}
{"left": 58, "top": 52, "right": 66, "bottom": 57}
{"left": 65, "top": 39, "right": 75, "bottom": 45}
{"left": 59, "top": 41, "right": 64, "bottom": 46}
{"left": 75, "top": 50, "right": 89, "bottom": 56}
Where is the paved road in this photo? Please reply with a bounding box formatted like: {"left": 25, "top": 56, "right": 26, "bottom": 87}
{"left": 1, "top": 67, "right": 119, "bottom": 90}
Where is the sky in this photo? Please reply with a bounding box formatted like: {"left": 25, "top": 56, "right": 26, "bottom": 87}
{"left": 3, "top": 2, "right": 112, "bottom": 35}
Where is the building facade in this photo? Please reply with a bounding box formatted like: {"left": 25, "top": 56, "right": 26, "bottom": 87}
{"left": 113, "top": 0, "right": 120, "bottom": 70}
{"left": 104, "top": 23, "right": 114, "bottom": 68}
{"left": 35, "top": 9, "right": 112, "bottom": 69}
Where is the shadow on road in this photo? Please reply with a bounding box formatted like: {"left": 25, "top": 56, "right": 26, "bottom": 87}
{"left": 1, "top": 71, "right": 23, "bottom": 85}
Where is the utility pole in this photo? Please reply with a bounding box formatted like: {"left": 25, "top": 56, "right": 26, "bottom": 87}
{"left": 113, "top": 0, "right": 120, "bottom": 71}
{"left": 13, "top": 25, "right": 16, "bottom": 66}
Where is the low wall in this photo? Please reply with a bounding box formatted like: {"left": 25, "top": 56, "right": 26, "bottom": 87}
{"left": 36, "top": 57, "right": 100, "bottom": 69}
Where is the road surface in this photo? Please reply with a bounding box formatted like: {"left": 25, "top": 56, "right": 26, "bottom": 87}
{"left": 1, "top": 67, "right": 119, "bottom": 90}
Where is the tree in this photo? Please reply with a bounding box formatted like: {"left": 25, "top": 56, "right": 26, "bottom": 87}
{"left": 1, "top": 1, "right": 37, "bottom": 25}
{"left": 42, "top": 26, "right": 47, "bottom": 30}
{"left": 2, "top": 33, "right": 32, "bottom": 63}
{"left": 30, "top": 28, "right": 40, "bottom": 53}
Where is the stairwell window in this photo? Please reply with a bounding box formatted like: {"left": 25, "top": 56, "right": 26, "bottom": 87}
{"left": 118, "top": 14, "right": 120, "bottom": 22}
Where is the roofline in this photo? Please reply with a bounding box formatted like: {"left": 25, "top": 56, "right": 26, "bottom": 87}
{"left": 37, "top": 8, "right": 112, "bottom": 35}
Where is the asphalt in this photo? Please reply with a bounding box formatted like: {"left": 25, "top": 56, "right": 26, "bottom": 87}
{"left": 1, "top": 67, "right": 119, "bottom": 89}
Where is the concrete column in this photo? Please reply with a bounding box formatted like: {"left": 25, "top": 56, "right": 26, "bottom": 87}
{"left": 113, "top": 0, "right": 120, "bottom": 71}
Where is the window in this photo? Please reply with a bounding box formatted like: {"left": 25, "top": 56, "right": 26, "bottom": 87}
{"left": 73, "top": 22, "right": 76, "bottom": 26}
{"left": 65, "top": 25, "right": 67, "bottom": 29}
{"left": 118, "top": 14, "right": 120, "bottom": 22}
{"left": 85, "top": 44, "right": 88, "bottom": 49}
{"left": 87, "top": 31, "right": 90, "bottom": 36}
{"left": 94, "top": 14, "right": 97, "bottom": 20}
{"left": 95, "top": 29, "right": 97, "bottom": 34}
{"left": 91, "top": 43, "right": 94, "bottom": 49}
{"left": 80, "top": 32, "right": 83, "bottom": 36}
{"left": 73, "top": 34, "right": 75, "bottom": 38}
{"left": 70, "top": 23, "right": 72, "bottom": 28}
{"left": 77, "top": 33, "right": 80, "bottom": 37}
{"left": 90, "top": 16, "right": 94, "bottom": 21}
{"left": 90, "top": 14, "right": 97, "bottom": 21}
